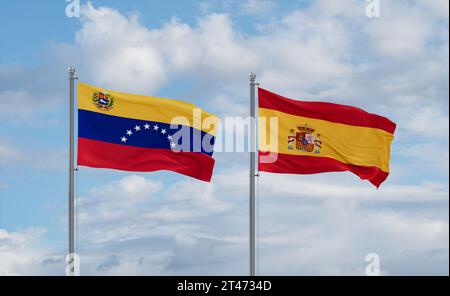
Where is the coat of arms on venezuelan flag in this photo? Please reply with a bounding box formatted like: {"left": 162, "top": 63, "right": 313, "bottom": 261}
{"left": 92, "top": 92, "right": 114, "bottom": 111}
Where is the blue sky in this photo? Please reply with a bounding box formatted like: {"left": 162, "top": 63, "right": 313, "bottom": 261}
{"left": 0, "top": 0, "right": 448, "bottom": 275}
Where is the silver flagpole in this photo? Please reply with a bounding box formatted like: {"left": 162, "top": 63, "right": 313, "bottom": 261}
{"left": 249, "top": 73, "right": 256, "bottom": 276}
{"left": 68, "top": 66, "right": 76, "bottom": 276}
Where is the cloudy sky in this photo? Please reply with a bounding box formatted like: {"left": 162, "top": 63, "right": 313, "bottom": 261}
{"left": 0, "top": 0, "right": 448, "bottom": 275}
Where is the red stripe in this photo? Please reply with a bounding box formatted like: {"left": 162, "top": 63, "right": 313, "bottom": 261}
{"left": 258, "top": 88, "right": 396, "bottom": 134}
{"left": 258, "top": 151, "right": 389, "bottom": 188}
{"left": 78, "top": 138, "right": 215, "bottom": 182}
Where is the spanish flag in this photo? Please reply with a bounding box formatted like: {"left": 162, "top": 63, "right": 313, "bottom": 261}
{"left": 258, "top": 88, "right": 396, "bottom": 187}
{"left": 77, "top": 82, "right": 217, "bottom": 182}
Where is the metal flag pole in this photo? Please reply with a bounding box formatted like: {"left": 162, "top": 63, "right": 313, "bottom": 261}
{"left": 68, "top": 66, "right": 76, "bottom": 276}
{"left": 249, "top": 73, "right": 257, "bottom": 276}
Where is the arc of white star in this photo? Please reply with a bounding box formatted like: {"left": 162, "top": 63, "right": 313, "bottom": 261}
{"left": 144, "top": 123, "right": 150, "bottom": 129}
{"left": 170, "top": 142, "right": 176, "bottom": 148}
{"left": 167, "top": 135, "right": 172, "bottom": 140}
{"left": 153, "top": 125, "right": 159, "bottom": 131}
{"left": 161, "top": 129, "right": 167, "bottom": 135}
{"left": 126, "top": 130, "right": 133, "bottom": 136}
{"left": 121, "top": 136, "right": 127, "bottom": 143}
{"left": 134, "top": 125, "right": 141, "bottom": 131}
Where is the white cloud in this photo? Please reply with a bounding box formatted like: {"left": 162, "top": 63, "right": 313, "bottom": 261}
{"left": 33, "top": 150, "right": 68, "bottom": 171}
{"left": 76, "top": 4, "right": 167, "bottom": 94}
{"left": 0, "top": 138, "right": 66, "bottom": 170}
{"left": 0, "top": 139, "right": 24, "bottom": 166}
{"left": 166, "top": 178, "right": 231, "bottom": 211}
{"left": 417, "top": 0, "right": 449, "bottom": 19}
{"left": 208, "top": 94, "right": 248, "bottom": 117}
{"left": 68, "top": 169, "right": 448, "bottom": 275}
{"left": 75, "top": 4, "right": 255, "bottom": 94}
{"left": 0, "top": 64, "right": 67, "bottom": 123}
{"left": 77, "top": 175, "right": 162, "bottom": 226}
{"left": 399, "top": 106, "right": 449, "bottom": 139}
{"left": 89, "top": 175, "right": 162, "bottom": 203}
{"left": 0, "top": 227, "right": 63, "bottom": 276}
{"left": 77, "top": 174, "right": 232, "bottom": 242}
{"left": 0, "top": 90, "right": 36, "bottom": 121}
{"left": 240, "top": 0, "right": 276, "bottom": 16}
{"left": 364, "top": 1, "right": 432, "bottom": 59}
{"left": 1, "top": 165, "right": 448, "bottom": 275}
{"left": 258, "top": 174, "right": 449, "bottom": 203}
{"left": 256, "top": 205, "right": 449, "bottom": 275}
{"left": 396, "top": 143, "right": 449, "bottom": 172}
{"left": 70, "top": 0, "right": 448, "bottom": 115}
{"left": 73, "top": 2, "right": 354, "bottom": 100}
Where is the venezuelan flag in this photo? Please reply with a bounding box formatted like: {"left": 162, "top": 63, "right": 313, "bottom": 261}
{"left": 258, "top": 88, "right": 396, "bottom": 187}
{"left": 77, "top": 82, "right": 217, "bottom": 182}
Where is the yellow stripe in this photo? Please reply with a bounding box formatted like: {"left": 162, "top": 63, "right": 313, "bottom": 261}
{"left": 77, "top": 82, "right": 218, "bottom": 135}
{"left": 258, "top": 108, "right": 394, "bottom": 172}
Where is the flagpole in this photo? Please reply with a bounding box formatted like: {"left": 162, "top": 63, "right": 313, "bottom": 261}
{"left": 249, "top": 72, "right": 257, "bottom": 276}
{"left": 68, "top": 66, "right": 76, "bottom": 276}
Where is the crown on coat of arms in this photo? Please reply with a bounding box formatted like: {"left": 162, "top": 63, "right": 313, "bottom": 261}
{"left": 296, "top": 124, "right": 315, "bottom": 133}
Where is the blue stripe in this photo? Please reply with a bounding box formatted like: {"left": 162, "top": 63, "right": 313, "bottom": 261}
{"left": 78, "top": 109, "right": 215, "bottom": 156}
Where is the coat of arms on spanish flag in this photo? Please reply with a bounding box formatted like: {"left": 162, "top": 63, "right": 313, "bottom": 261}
{"left": 77, "top": 82, "right": 218, "bottom": 182}
{"left": 258, "top": 88, "right": 396, "bottom": 188}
